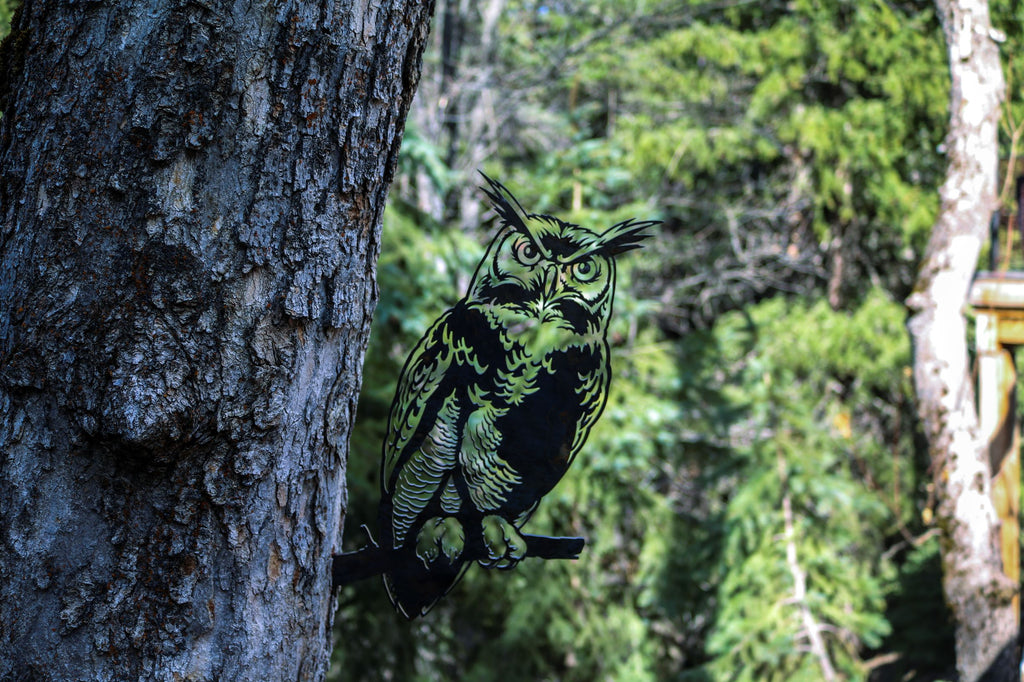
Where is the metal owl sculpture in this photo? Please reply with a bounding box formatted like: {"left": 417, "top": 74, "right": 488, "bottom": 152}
{"left": 332, "top": 175, "right": 658, "bottom": 618}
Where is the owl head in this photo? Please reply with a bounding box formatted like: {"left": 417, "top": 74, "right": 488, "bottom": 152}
{"left": 466, "top": 174, "right": 658, "bottom": 338}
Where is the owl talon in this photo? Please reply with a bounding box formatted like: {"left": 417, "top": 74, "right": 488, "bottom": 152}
{"left": 415, "top": 517, "right": 465, "bottom": 567}
{"left": 480, "top": 515, "right": 527, "bottom": 570}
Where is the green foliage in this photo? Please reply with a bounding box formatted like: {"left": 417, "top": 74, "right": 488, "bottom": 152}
{"left": 705, "top": 294, "right": 911, "bottom": 680}
{"left": 496, "top": 0, "right": 947, "bottom": 325}
{"left": 0, "top": 0, "right": 16, "bottom": 40}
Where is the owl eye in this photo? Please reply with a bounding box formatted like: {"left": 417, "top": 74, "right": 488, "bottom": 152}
{"left": 571, "top": 258, "right": 600, "bottom": 283}
{"left": 513, "top": 237, "right": 541, "bottom": 266}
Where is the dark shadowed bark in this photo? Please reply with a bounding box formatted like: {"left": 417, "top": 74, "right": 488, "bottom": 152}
{"left": 0, "top": 1, "right": 433, "bottom": 679}
{"left": 906, "top": 0, "right": 1017, "bottom": 679}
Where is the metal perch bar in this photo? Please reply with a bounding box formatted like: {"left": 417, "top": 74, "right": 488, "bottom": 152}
{"left": 332, "top": 535, "right": 586, "bottom": 588}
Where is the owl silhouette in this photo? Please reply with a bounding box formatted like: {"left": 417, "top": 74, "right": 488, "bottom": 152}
{"left": 378, "top": 175, "right": 657, "bottom": 618}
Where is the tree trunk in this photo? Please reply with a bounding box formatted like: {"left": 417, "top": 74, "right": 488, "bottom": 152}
{"left": 0, "top": 1, "right": 433, "bottom": 679}
{"left": 906, "top": 1, "right": 1017, "bottom": 679}
{"left": 406, "top": 0, "right": 503, "bottom": 230}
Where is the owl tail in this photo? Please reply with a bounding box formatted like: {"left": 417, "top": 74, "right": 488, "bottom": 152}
{"left": 382, "top": 547, "right": 470, "bottom": 619}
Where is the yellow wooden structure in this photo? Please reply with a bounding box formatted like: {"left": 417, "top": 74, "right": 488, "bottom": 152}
{"left": 969, "top": 271, "right": 1023, "bottom": 625}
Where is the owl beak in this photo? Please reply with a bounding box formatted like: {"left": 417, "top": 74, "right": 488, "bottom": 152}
{"left": 539, "top": 264, "right": 563, "bottom": 303}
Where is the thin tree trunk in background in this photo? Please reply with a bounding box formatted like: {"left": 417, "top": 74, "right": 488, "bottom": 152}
{"left": 408, "top": 0, "right": 504, "bottom": 230}
{"left": 906, "top": 0, "right": 1017, "bottom": 679}
{"left": 0, "top": 1, "right": 433, "bottom": 679}
{"left": 777, "top": 450, "right": 836, "bottom": 682}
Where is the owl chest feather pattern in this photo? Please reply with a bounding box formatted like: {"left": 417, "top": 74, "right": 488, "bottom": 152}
{"left": 381, "top": 301, "right": 608, "bottom": 545}
{"left": 487, "top": 325, "right": 604, "bottom": 474}
{"left": 454, "top": 303, "right": 606, "bottom": 514}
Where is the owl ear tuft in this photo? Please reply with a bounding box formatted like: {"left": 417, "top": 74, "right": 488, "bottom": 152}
{"left": 479, "top": 172, "right": 533, "bottom": 236}
{"left": 597, "top": 219, "right": 660, "bottom": 256}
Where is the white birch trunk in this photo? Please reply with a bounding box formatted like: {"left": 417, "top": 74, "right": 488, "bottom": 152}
{"left": 906, "top": 1, "right": 1017, "bottom": 678}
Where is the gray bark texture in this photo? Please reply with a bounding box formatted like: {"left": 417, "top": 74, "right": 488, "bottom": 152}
{"left": 906, "top": 1, "right": 1017, "bottom": 679}
{"left": 0, "top": 0, "right": 433, "bottom": 679}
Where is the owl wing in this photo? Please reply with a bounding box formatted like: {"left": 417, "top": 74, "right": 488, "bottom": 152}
{"left": 380, "top": 305, "right": 487, "bottom": 545}
{"left": 459, "top": 395, "right": 522, "bottom": 513}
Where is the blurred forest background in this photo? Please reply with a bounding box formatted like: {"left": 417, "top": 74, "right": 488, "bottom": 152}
{"left": 329, "top": 1, "right": 1024, "bottom": 681}
{"left": 0, "top": 0, "right": 1020, "bottom": 680}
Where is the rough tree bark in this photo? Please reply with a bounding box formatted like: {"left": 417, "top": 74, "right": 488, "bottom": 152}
{"left": 0, "top": 1, "right": 433, "bottom": 679}
{"left": 906, "top": 0, "right": 1017, "bottom": 679}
